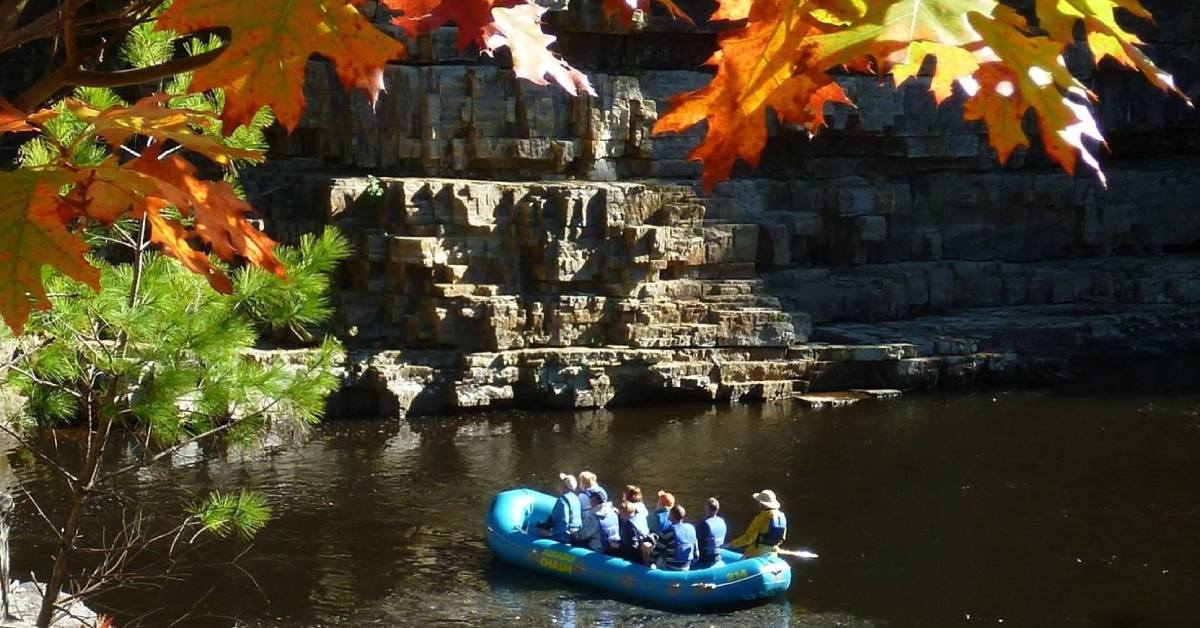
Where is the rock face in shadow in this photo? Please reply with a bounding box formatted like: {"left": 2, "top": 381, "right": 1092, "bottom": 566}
{"left": 248, "top": 1, "right": 1200, "bottom": 418}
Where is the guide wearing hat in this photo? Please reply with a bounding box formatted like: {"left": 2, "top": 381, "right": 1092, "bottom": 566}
{"left": 724, "top": 489, "right": 788, "bottom": 558}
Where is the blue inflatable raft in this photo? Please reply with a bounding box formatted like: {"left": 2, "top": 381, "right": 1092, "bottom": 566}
{"left": 485, "top": 488, "right": 792, "bottom": 610}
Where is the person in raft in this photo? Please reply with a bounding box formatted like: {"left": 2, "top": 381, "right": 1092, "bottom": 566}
{"left": 623, "top": 485, "right": 650, "bottom": 532}
{"left": 649, "top": 490, "right": 674, "bottom": 535}
{"left": 724, "top": 489, "right": 787, "bottom": 557}
{"left": 652, "top": 504, "right": 699, "bottom": 571}
{"left": 535, "top": 473, "right": 582, "bottom": 543}
{"left": 575, "top": 491, "right": 621, "bottom": 553}
{"left": 577, "top": 470, "right": 608, "bottom": 515}
{"left": 616, "top": 500, "right": 654, "bottom": 565}
{"left": 695, "top": 497, "right": 727, "bottom": 568}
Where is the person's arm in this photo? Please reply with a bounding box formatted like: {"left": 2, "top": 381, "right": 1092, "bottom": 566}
{"left": 725, "top": 512, "right": 767, "bottom": 549}
{"left": 655, "top": 525, "right": 676, "bottom": 551}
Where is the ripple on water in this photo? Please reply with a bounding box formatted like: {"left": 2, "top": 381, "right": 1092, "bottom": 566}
{"left": 5, "top": 390, "right": 1200, "bottom": 627}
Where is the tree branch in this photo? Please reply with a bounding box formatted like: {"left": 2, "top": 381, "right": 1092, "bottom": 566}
{"left": 12, "top": 44, "right": 227, "bottom": 111}
{"left": 0, "top": 0, "right": 33, "bottom": 44}
{"left": 62, "top": 0, "right": 80, "bottom": 64}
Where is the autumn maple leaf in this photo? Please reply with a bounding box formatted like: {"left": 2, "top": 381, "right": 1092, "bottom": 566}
{"left": 0, "top": 170, "right": 101, "bottom": 334}
{"left": 384, "top": 0, "right": 515, "bottom": 50}
{"left": 968, "top": 7, "right": 1107, "bottom": 182}
{"left": 47, "top": 96, "right": 265, "bottom": 166}
{"left": 156, "top": 0, "right": 407, "bottom": 131}
{"left": 1035, "top": 0, "right": 1190, "bottom": 102}
{"left": 602, "top": 0, "right": 693, "bottom": 30}
{"left": 654, "top": 0, "right": 851, "bottom": 190}
{"left": 127, "top": 146, "right": 286, "bottom": 282}
{"left": 0, "top": 97, "right": 33, "bottom": 135}
{"left": 483, "top": 4, "right": 596, "bottom": 97}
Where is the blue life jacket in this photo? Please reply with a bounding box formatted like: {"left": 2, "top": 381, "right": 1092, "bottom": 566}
{"left": 597, "top": 507, "right": 620, "bottom": 547}
{"left": 630, "top": 502, "right": 650, "bottom": 536}
{"left": 666, "top": 522, "right": 698, "bottom": 568}
{"left": 697, "top": 515, "right": 727, "bottom": 564}
{"left": 756, "top": 510, "right": 787, "bottom": 547}
{"left": 650, "top": 508, "right": 671, "bottom": 535}
{"left": 551, "top": 492, "right": 582, "bottom": 541}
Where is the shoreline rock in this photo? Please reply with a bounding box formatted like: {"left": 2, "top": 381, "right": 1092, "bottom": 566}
{"left": 0, "top": 581, "right": 98, "bottom": 628}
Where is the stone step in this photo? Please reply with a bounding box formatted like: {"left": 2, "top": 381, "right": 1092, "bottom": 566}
{"left": 794, "top": 391, "right": 871, "bottom": 409}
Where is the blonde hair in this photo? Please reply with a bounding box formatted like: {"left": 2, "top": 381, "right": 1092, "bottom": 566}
{"left": 579, "top": 470, "right": 597, "bottom": 488}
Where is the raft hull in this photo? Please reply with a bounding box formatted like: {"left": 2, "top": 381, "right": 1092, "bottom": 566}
{"left": 485, "top": 488, "right": 792, "bottom": 610}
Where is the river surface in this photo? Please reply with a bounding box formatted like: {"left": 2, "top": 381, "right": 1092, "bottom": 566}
{"left": 5, "top": 385, "right": 1200, "bottom": 627}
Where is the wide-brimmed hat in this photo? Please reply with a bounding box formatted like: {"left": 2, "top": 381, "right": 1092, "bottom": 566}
{"left": 752, "top": 489, "right": 780, "bottom": 509}
{"left": 559, "top": 472, "right": 578, "bottom": 490}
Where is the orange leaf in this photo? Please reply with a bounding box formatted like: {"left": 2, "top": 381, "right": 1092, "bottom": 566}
{"left": 0, "top": 97, "right": 34, "bottom": 135}
{"left": 142, "top": 196, "right": 235, "bottom": 293}
{"left": 601, "top": 0, "right": 694, "bottom": 30}
{"left": 384, "top": 0, "right": 511, "bottom": 50}
{"left": 710, "top": 0, "right": 752, "bottom": 22}
{"left": 969, "top": 9, "right": 1107, "bottom": 182}
{"left": 156, "top": 0, "right": 406, "bottom": 131}
{"left": 961, "top": 65, "right": 1030, "bottom": 163}
{"left": 48, "top": 96, "right": 264, "bottom": 165}
{"left": 128, "top": 147, "right": 286, "bottom": 280}
{"left": 482, "top": 4, "right": 596, "bottom": 97}
{"left": 892, "top": 42, "right": 980, "bottom": 105}
{"left": 1034, "top": 0, "right": 1185, "bottom": 101}
{"left": 653, "top": 0, "right": 851, "bottom": 190}
{"left": 0, "top": 170, "right": 101, "bottom": 334}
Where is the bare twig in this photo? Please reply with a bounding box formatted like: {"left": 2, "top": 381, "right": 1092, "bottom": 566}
{"left": 19, "top": 487, "right": 64, "bottom": 541}
{"left": 0, "top": 422, "right": 80, "bottom": 483}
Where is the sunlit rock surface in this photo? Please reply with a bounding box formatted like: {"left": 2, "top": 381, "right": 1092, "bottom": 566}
{"left": 246, "top": 0, "right": 1200, "bottom": 418}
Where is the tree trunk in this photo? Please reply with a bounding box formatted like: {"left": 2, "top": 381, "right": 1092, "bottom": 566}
{"left": 36, "top": 413, "right": 109, "bottom": 628}
{"left": 34, "top": 492, "right": 84, "bottom": 628}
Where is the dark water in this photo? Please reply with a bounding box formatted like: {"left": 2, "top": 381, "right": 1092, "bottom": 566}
{"left": 5, "top": 387, "right": 1200, "bottom": 627}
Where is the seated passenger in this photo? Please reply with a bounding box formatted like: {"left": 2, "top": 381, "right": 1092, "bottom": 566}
{"left": 574, "top": 492, "right": 621, "bottom": 553}
{"left": 578, "top": 470, "right": 608, "bottom": 505}
{"left": 725, "top": 489, "right": 787, "bottom": 558}
{"left": 695, "top": 497, "right": 727, "bottom": 569}
{"left": 616, "top": 500, "right": 653, "bottom": 565}
{"left": 652, "top": 504, "right": 699, "bottom": 571}
{"left": 623, "top": 485, "right": 650, "bottom": 533}
{"left": 649, "top": 490, "right": 674, "bottom": 535}
{"left": 535, "top": 473, "right": 582, "bottom": 543}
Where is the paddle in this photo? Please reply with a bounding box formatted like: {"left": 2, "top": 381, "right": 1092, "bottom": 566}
{"left": 776, "top": 548, "right": 820, "bottom": 560}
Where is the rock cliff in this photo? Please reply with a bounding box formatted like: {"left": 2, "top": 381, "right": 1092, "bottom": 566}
{"left": 250, "top": 0, "right": 1200, "bottom": 418}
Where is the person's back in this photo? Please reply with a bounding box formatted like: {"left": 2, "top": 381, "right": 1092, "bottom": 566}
{"left": 594, "top": 502, "right": 621, "bottom": 553}
{"left": 617, "top": 501, "right": 652, "bottom": 564}
{"left": 696, "top": 497, "right": 727, "bottom": 568}
{"left": 655, "top": 505, "right": 698, "bottom": 571}
{"left": 551, "top": 485, "right": 583, "bottom": 542}
{"left": 624, "top": 485, "right": 650, "bottom": 535}
{"left": 577, "top": 494, "right": 621, "bottom": 552}
{"left": 578, "top": 471, "right": 608, "bottom": 515}
{"left": 649, "top": 490, "right": 674, "bottom": 535}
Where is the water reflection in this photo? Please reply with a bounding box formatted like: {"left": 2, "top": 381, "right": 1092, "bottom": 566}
{"left": 1, "top": 389, "right": 1198, "bottom": 627}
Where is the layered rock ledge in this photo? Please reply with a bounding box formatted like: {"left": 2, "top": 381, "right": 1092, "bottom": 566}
{"left": 247, "top": 1, "right": 1199, "bottom": 418}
